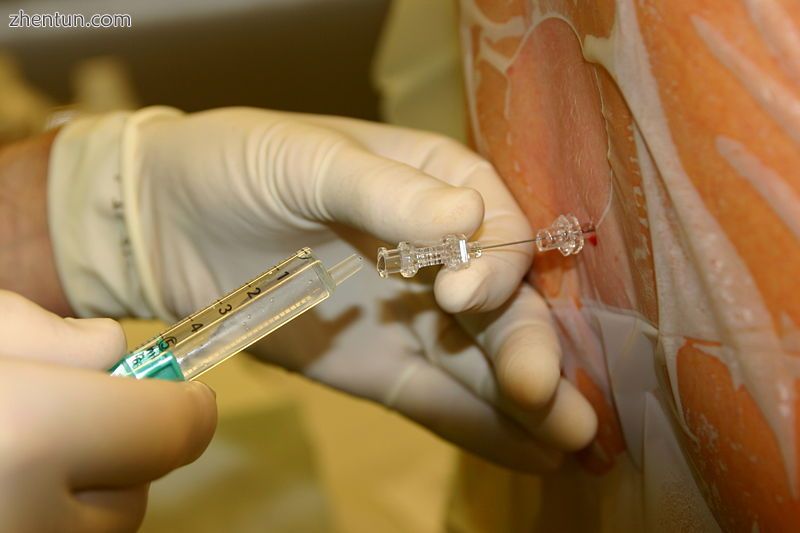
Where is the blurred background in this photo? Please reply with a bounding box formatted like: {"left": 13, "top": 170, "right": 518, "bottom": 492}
{"left": 0, "top": 0, "right": 388, "bottom": 123}
{"left": 0, "top": 0, "right": 468, "bottom": 531}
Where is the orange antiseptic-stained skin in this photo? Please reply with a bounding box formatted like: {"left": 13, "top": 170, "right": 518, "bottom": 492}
{"left": 593, "top": 69, "right": 658, "bottom": 323}
{"left": 461, "top": 0, "right": 800, "bottom": 529}
{"left": 467, "top": 1, "right": 635, "bottom": 473}
{"left": 573, "top": 368, "right": 626, "bottom": 475}
{"left": 540, "top": 0, "right": 615, "bottom": 40}
{"left": 677, "top": 340, "right": 800, "bottom": 532}
{"left": 635, "top": 0, "right": 800, "bottom": 333}
{"left": 475, "top": 18, "right": 646, "bottom": 313}
{"left": 473, "top": 0, "right": 530, "bottom": 23}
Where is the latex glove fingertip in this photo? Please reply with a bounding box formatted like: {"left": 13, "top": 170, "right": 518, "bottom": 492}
{"left": 401, "top": 185, "right": 484, "bottom": 241}
{"left": 176, "top": 381, "right": 218, "bottom": 463}
{"left": 434, "top": 267, "right": 491, "bottom": 313}
{"left": 434, "top": 258, "right": 518, "bottom": 313}
{"left": 432, "top": 186, "right": 484, "bottom": 234}
{"left": 63, "top": 317, "right": 127, "bottom": 368}
{"left": 537, "top": 380, "right": 599, "bottom": 452}
{"left": 497, "top": 339, "right": 561, "bottom": 410}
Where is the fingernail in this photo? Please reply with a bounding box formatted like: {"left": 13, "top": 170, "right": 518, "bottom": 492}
{"left": 191, "top": 380, "right": 216, "bottom": 399}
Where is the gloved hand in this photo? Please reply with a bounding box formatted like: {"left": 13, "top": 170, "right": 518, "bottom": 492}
{"left": 0, "top": 290, "right": 217, "bottom": 532}
{"left": 50, "top": 108, "right": 597, "bottom": 472}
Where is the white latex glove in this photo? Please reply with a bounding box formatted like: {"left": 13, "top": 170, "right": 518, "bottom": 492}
{"left": 50, "top": 108, "right": 597, "bottom": 472}
{"left": 0, "top": 290, "right": 217, "bottom": 532}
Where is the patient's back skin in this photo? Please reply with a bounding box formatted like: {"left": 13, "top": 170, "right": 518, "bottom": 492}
{"left": 458, "top": 1, "right": 800, "bottom": 530}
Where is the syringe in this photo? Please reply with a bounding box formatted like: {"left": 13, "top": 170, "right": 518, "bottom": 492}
{"left": 109, "top": 248, "right": 363, "bottom": 381}
{"left": 377, "top": 213, "right": 595, "bottom": 279}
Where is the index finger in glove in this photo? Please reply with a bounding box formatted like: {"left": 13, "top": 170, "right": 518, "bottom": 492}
{"left": 0, "top": 361, "right": 217, "bottom": 488}
{"left": 298, "top": 115, "right": 532, "bottom": 312}
{"left": 457, "top": 284, "right": 598, "bottom": 451}
{"left": 316, "top": 137, "right": 485, "bottom": 244}
{"left": 458, "top": 284, "right": 562, "bottom": 410}
{"left": 0, "top": 290, "right": 126, "bottom": 369}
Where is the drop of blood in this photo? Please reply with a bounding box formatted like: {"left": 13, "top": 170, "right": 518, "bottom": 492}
{"left": 587, "top": 234, "right": 598, "bottom": 246}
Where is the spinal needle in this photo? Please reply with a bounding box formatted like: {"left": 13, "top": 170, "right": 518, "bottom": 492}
{"left": 377, "top": 214, "right": 596, "bottom": 279}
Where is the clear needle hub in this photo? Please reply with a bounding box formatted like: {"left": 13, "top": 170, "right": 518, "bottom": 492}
{"left": 377, "top": 213, "right": 595, "bottom": 279}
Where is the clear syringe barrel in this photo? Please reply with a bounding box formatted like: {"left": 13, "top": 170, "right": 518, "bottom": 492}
{"left": 110, "top": 249, "right": 362, "bottom": 381}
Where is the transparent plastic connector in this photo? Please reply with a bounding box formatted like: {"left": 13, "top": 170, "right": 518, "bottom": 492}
{"left": 377, "top": 213, "right": 595, "bottom": 279}
{"left": 377, "top": 234, "right": 482, "bottom": 278}
{"left": 534, "top": 214, "right": 592, "bottom": 256}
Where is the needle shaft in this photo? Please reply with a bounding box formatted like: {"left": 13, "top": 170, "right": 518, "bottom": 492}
{"left": 479, "top": 222, "right": 596, "bottom": 251}
{"left": 479, "top": 238, "right": 539, "bottom": 250}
